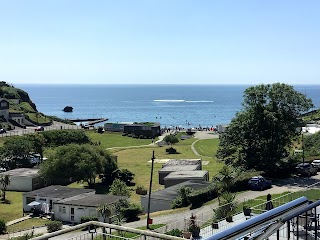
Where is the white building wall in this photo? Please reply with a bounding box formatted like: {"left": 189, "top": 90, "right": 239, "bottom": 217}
{"left": 53, "top": 204, "right": 100, "bottom": 223}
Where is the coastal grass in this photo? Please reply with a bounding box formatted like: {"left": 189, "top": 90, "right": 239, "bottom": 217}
{"left": 7, "top": 218, "right": 51, "bottom": 233}
{"left": 194, "top": 139, "right": 219, "bottom": 157}
{"left": 0, "top": 191, "right": 23, "bottom": 222}
{"left": 86, "top": 131, "right": 156, "bottom": 149}
{"left": 25, "top": 113, "right": 50, "bottom": 124}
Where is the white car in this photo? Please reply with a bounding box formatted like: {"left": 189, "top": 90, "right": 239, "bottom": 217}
{"left": 311, "top": 160, "right": 320, "bottom": 171}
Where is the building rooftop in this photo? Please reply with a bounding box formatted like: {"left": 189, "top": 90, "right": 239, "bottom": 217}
{"left": 0, "top": 168, "right": 39, "bottom": 177}
{"left": 159, "top": 165, "right": 199, "bottom": 172}
{"left": 56, "top": 194, "right": 125, "bottom": 207}
{"left": 23, "top": 185, "right": 95, "bottom": 199}
{"left": 164, "top": 170, "right": 209, "bottom": 179}
{"left": 141, "top": 180, "right": 212, "bottom": 201}
{"left": 163, "top": 159, "right": 202, "bottom": 167}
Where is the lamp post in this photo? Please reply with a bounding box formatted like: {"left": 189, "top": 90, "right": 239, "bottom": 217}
{"left": 302, "top": 132, "right": 305, "bottom": 164}
{"left": 147, "top": 151, "right": 155, "bottom": 229}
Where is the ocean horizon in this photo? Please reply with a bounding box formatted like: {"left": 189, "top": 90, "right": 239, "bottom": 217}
{"left": 17, "top": 84, "right": 320, "bottom": 128}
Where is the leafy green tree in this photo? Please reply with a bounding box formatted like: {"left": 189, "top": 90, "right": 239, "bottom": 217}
{"left": 217, "top": 83, "right": 313, "bottom": 175}
{"left": 113, "top": 169, "right": 135, "bottom": 185}
{"left": 213, "top": 165, "right": 237, "bottom": 192}
{"left": 0, "top": 175, "right": 10, "bottom": 201}
{"left": 40, "top": 144, "right": 115, "bottom": 187}
{"left": 3, "top": 137, "right": 32, "bottom": 159}
{"left": 163, "top": 135, "right": 179, "bottom": 150}
{"left": 110, "top": 179, "right": 131, "bottom": 197}
{"left": 25, "top": 134, "right": 46, "bottom": 159}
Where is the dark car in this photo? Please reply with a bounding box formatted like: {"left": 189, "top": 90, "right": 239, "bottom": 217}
{"left": 248, "top": 176, "right": 272, "bottom": 190}
{"left": 0, "top": 129, "right": 6, "bottom": 134}
{"left": 296, "top": 163, "right": 317, "bottom": 176}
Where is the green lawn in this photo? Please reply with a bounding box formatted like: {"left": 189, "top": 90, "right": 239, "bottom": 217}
{"left": 7, "top": 218, "right": 51, "bottom": 233}
{"left": 194, "top": 139, "right": 219, "bottom": 158}
{"left": 113, "top": 137, "right": 223, "bottom": 202}
{"left": 86, "top": 131, "right": 156, "bottom": 149}
{"left": 0, "top": 191, "right": 24, "bottom": 222}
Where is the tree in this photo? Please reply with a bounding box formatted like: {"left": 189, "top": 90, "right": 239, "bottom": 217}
{"left": 217, "top": 83, "right": 314, "bottom": 175}
{"left": 97, "top": 203, "right": 112, "bottom": 240}
{"left": 0, "top": 174, "right": 10, "bottom": 201}
{"left": 40, "top": 144, "right": 116, "bottom": 187}
{"left": 109, "top": 179, "right": 131, "bottom": 197}
{"left": 163, "top": 135, "right": 179, "bottom": 154}
{"left": 213, "top": 165, "right": 237, "bottom": 192}
{"left": 2, "top": 137, "right": 32, "bottom": 164}
{"left": 25, "top": 134, "right": 46, "bottom": 160}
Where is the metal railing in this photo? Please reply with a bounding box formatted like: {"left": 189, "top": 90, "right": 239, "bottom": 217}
{"left": 31, "top": 221, "right": 184, "bottom": 240}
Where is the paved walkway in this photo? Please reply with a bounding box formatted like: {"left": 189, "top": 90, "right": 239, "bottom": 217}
{"left": 6, "top": 215, "right": 31, "bottom": 226}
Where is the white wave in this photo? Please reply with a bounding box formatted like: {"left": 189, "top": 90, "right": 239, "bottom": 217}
{"left": 185, "top": 100, "right": 214, "bottom": 103}
{"left": 154, "top": 99, "right": 185, "bottom": 102}
{"left": 154, "top": 99, "right": 213, "bottom": 103}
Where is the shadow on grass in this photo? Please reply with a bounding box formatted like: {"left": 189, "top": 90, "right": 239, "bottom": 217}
{"left": 1, "top": 199, "right": 11, "bottom": 204}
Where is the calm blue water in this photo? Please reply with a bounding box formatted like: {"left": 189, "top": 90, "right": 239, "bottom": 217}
{"left": 16, "top": 84, "right": 320, "bottom": 128}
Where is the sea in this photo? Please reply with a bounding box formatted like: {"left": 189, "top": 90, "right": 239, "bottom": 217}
{"left": 16, "top": 84, "right": 320, "bottom": 129}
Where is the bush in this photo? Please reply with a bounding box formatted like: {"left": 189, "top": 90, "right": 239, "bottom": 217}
{"left": 132, "top": 134, "right": 139, "bottom": 138}
{"left": 166, "top": 148, "right": 177, "bottom": 154}
{"left": 80, "top": 216, "right": 99, "bottom": 223}
{"left": 121, "top": 203, "right": 143, "bottom": 222}
{"left": 127, "top": 134, "right": 133, "bottom": 137}
{"left": 136, "top": 185, "right": 147, "bottom": 195}
{"left": 41, "top": 130, "right": 90, "bottom": 147}
{"left": 110, "top": 179, "right": 131, "bottom": 196}
{"left": 122, "top": 133, "right": 128, "bottom": 136}
{"left": 46, "top": 221, "right": 62, "bottom": 233}
{"left": 139, "top": 135, "right": 145, "bottom": 139}
{"left": 0, "top": 219, "right": 6, "bottom": 234}
{"left": 166, "top": 229, "right": 182, "bottom": 237}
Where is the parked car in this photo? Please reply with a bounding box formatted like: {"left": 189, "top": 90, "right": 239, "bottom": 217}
{"left": 311, "top": 160, "right": 320, "bottom": 171}
{"left": 0, "top": 128, "right": 6, "bottom": 134}
{"left": 296, "top": 163, "right": 317, "bottom": 176}
{"left": 248, "top": 176, "right": 272, "bottom": 190}
{"left": 35, "top": 126, "right": 44, "bottom": 131}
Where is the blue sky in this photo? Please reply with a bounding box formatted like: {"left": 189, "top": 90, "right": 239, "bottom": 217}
{"left": 0, "top": 1, "right": 319, "bottom": 84}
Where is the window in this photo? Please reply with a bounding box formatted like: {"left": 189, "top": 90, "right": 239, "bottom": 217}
{"left": 71, "top": 208, "right": 74, "bottom": 215}
{"left": 39, "top": 198, "right": 46, "bottom": 202}
{"left": 59, "top": 206, "right": 66, "bottom": 214}
{"left": 71, "top": 216, "right": 74, "bottom": 221}
{"left": 26, "top": 197, "right": 35, "bottom": 204}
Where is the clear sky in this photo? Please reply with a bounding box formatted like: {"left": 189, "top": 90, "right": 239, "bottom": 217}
{"left": 0, "top": 1, "right": 319, "bottom": 85}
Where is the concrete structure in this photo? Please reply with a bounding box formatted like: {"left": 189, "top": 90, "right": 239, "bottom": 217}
{"left": 217, "top": 124, "right": 229, "bottom": 133}
{"left": 0, "top": 168, "right": 47, "bottom": 192}
{"left": 104, "top": 122, "right": 161, "bottom": 138}
{"left": 141, "top": 180, "right": 211, "bottom": 213}
{"left": 162, "top": 159, "right": 202, "bottom": 169}
{"left": 54, "top": 194, "right": 124, "bottom": 223}
{"left": 23, "top": 185, "right": 95, "bottom": 212}
{"left": 9, "top": 112, "right": 25, "bottom": 126}
{"left": 158, "top": 165, "right": 200, "bottom": 185}
{"left": 104, "top": 122, "right": 130, "bottom": 132}
{"left": 163, "top": 170, "right": 209, "bottom": 188}
{"left": 0, "top": 98, "right": 9, "bottom": 120}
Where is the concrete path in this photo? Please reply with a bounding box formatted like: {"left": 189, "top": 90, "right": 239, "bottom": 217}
{"left": 6, "top": 215, "right": 31, "bottom": 226}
